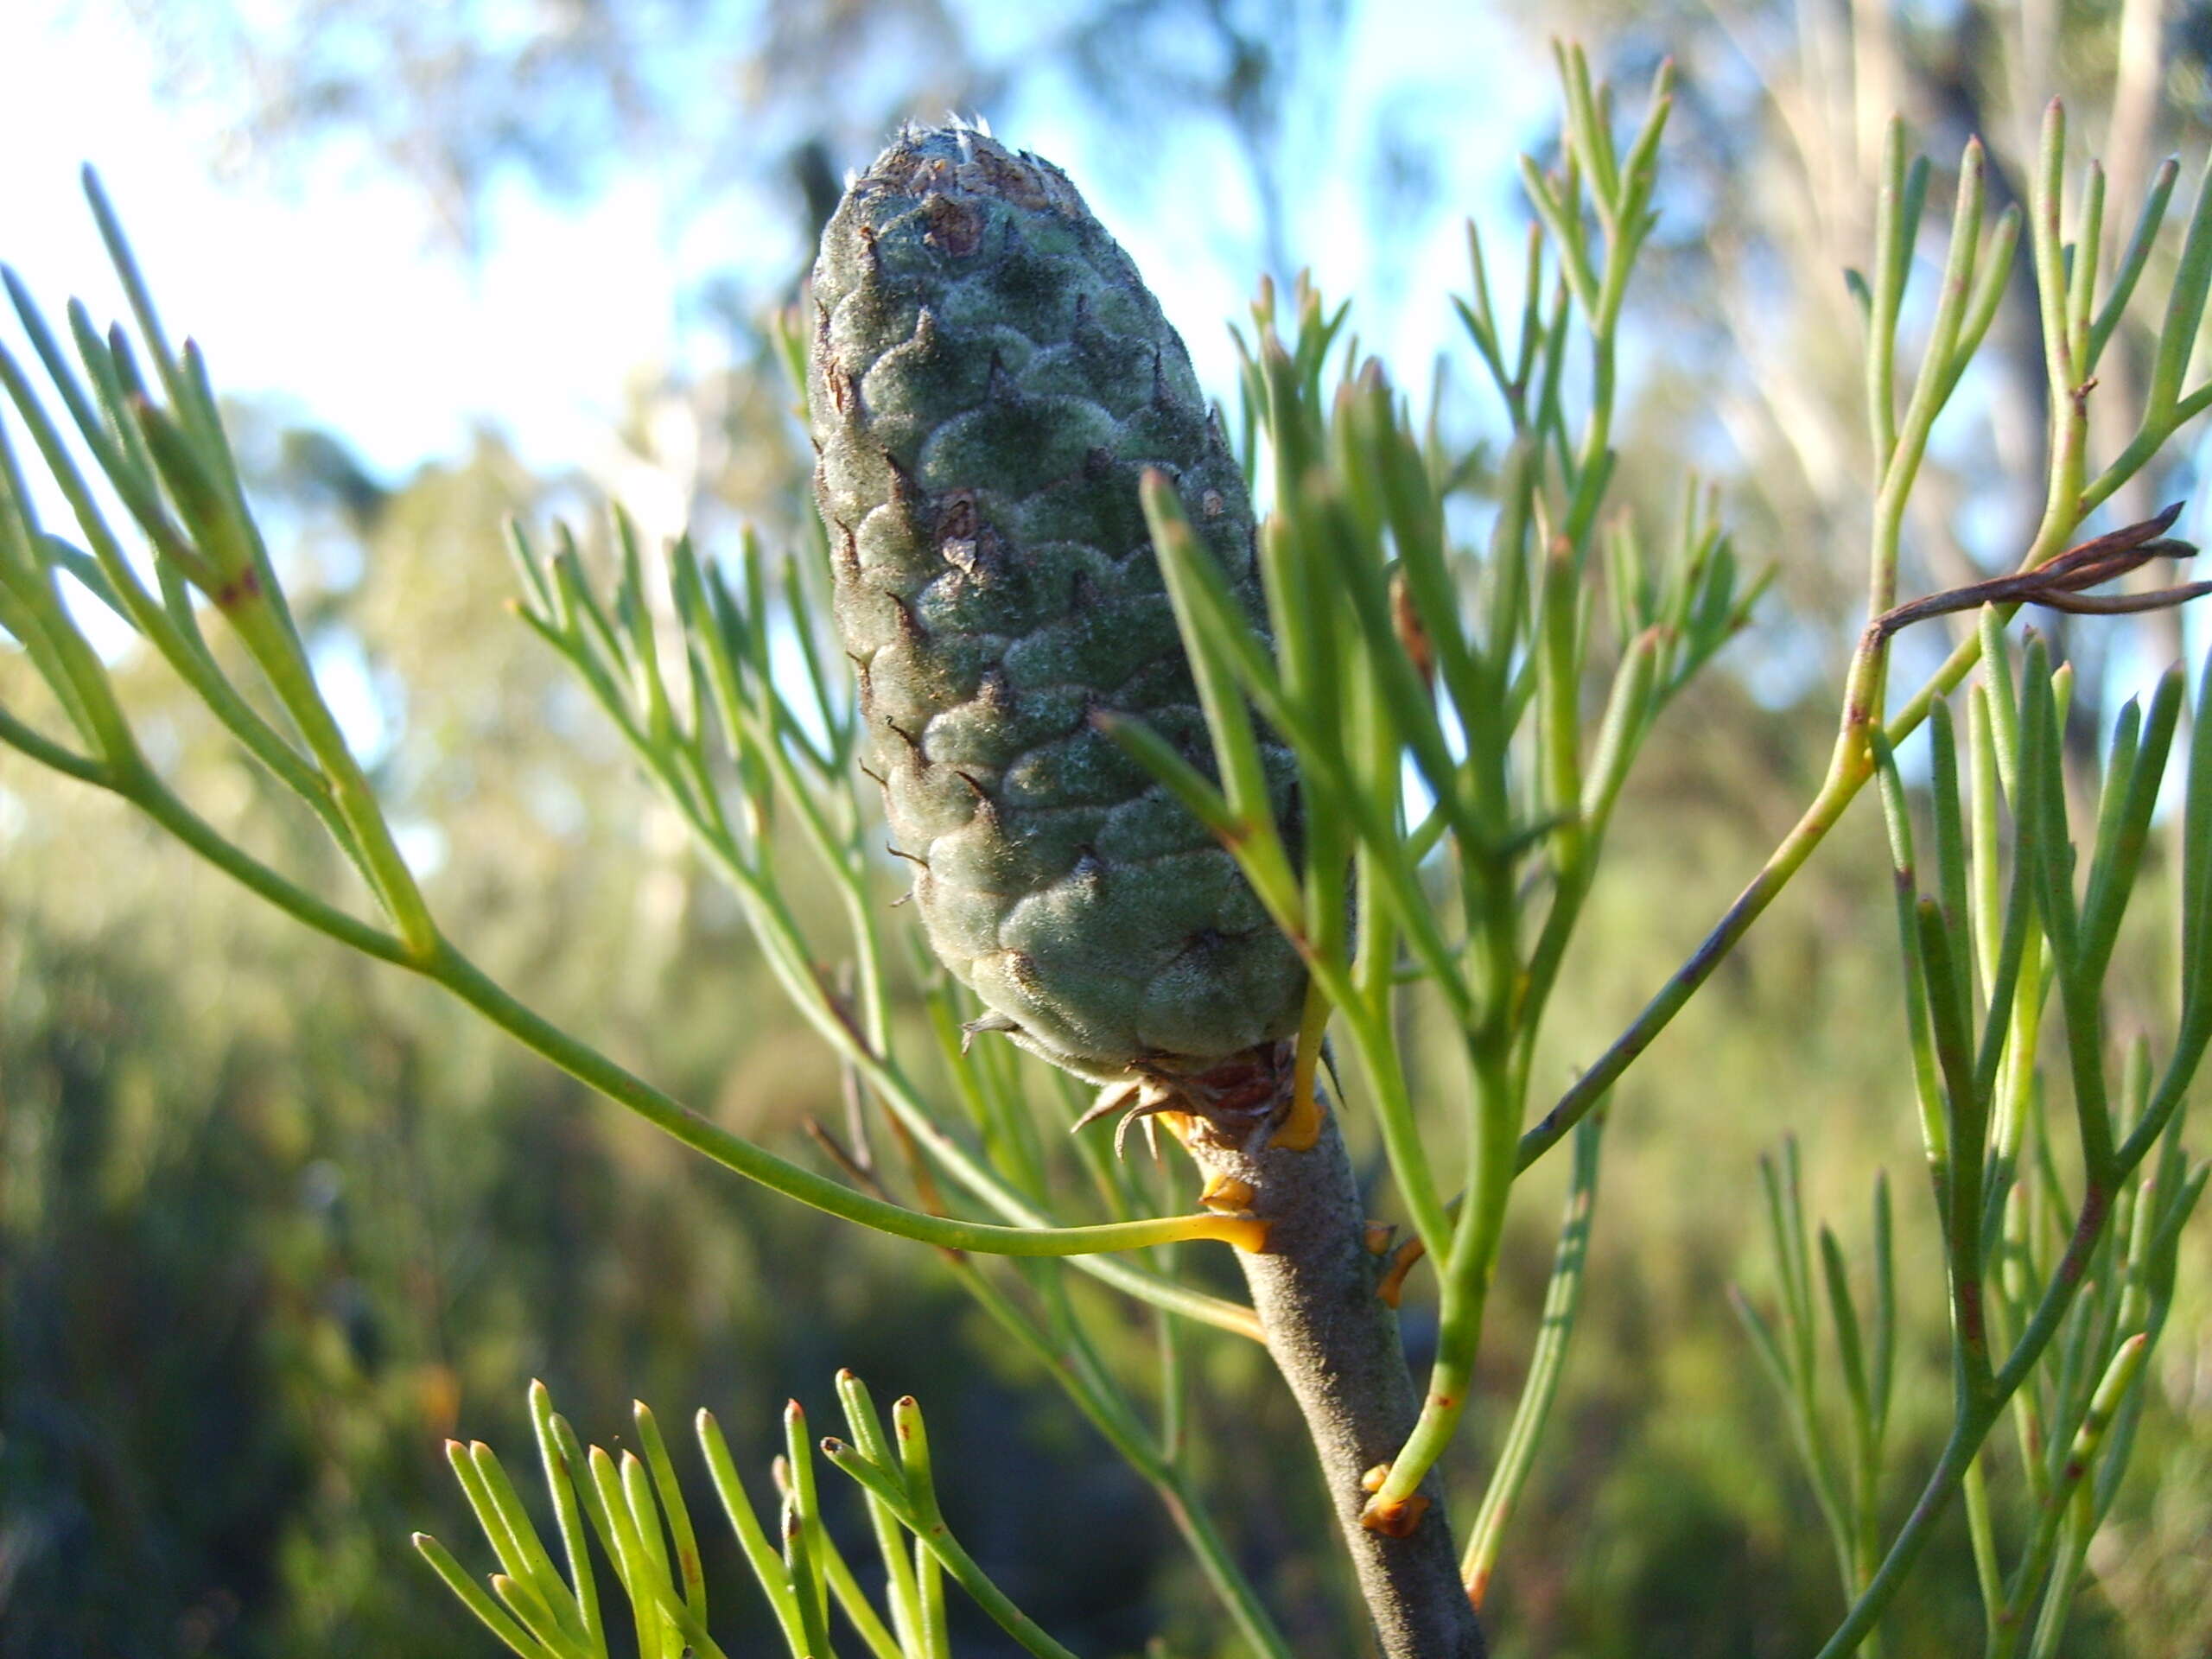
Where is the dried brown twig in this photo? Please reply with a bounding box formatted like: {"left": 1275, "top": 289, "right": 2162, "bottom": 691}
{"left": 1872, "top": 502, "right": 2209, "bottom": 640}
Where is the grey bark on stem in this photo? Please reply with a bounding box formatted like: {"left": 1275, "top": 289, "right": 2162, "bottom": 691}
{"left": 1185, "top": 1101, "right": 1484, "bottom": 1659}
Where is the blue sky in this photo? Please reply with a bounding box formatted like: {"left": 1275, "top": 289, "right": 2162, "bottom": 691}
{"left": 3, "top": 3, "right": 740, "bottom": 478}
{"left": 1, "top": 0, "right": 1552, "bottom": 483}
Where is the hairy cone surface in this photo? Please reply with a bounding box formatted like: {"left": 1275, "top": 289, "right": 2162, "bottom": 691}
{"left": 808, "top": 123, "right": 1304, "bottom": 1085}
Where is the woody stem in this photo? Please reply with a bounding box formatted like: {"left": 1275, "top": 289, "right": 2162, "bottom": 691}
{"left": 1188, "top": 1103, "right": 1484, "bottom": 1659}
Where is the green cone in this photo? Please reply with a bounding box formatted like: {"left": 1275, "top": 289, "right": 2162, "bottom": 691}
{"left": 808, "top": 122, "right": 1304, "bottom": 1087}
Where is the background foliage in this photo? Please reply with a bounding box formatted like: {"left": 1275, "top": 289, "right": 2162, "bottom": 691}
{"left": 3, "top": 3, "right": 2209, "bottom": 1656}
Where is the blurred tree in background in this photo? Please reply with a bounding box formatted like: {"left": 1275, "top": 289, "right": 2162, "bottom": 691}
{"left": 2, "top": 3, "right": 2208, "bottom": 1656}
{"left": 1517, "top": 1, "right": 2212, "bottom": 704}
